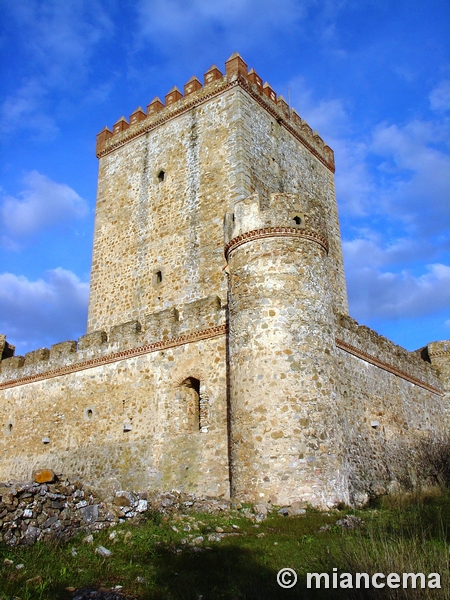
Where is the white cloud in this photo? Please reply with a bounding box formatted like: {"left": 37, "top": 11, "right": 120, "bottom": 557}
{"left": 1, "top": 171, "right": 88, "bottom": 237}
{"left": 0, "top": 268, "right": 89, "bottom": 355}
{"left": 289, "top": 76, "right": 450, "bottom": 329}
{"left": 429, "top": 80, "right": 450, "bottom": 112}
{"left": 0, "top": 79, "right": 58, "bottom": 139}
{"left": 4, "top": 0, "right": 112, "bottom": 81}
{"left": 290, "top": 75, "right": 450, "bottom": 234}
{"left": 289, "top": 78, "right": 377, "bottom": 216}
{"left": 135, "top": 0, "right": 305, "bottom": 59}
{"left": 344, "top": 253, "right": 450, "bottom": 321}
{"left": 369, "top": 119, "right": 450, "bottom": 239}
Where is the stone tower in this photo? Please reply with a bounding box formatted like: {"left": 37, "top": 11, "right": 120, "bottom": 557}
{"left": 88, "top": 52, "right": 351, "bottom": 506}
{"left": 225, "top": 193, "right": 347, "bottom": 505}
{"left": 89, "top": 53, "right": 348, "bottom": 333}
{"left": 0, "top": 53, "right": 448, "bottom": 508}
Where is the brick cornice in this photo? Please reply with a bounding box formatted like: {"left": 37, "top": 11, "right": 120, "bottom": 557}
{"left": 97, "top": 78, "right": 233, "bottom": 158}
{"left": 237, "top": 76, "right": 335, "bottom": 172}
{"left": 97, "top": 77, "right": 335, "bottom": 173}
{"left": 336, "top": 338, "right": 443, "bottom": 396}
{"left": 225, "top": 226, "right": 329, "bottom": 259}
{"left": 0, "top": 325, "right": 227, "bottom": 390}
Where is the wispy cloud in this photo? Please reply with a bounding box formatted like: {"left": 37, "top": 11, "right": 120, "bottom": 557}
{"left": 345, "top": 260, "right": 450, "bottom": 321}
{"left": 0, "top": 79, "right": 59, "bottom": 139}
{"left": 429, "top": 79, "right": 450, "bottom": 112}
{"left": 135, "top": 0, "right": 305, "bottom": 60}
{"left": 289, "top": 75, "right": 450, "bottom": 333}
{"left": 1, "top": 171, "right": 88, "bottom": 238}
{"left": 370, "top": 118, "right": 450, "bottom": 236}
{"left": 0, "top": 268, "right": 89, "bottom": 354}
{"left": 0, "top": 0, "right": 113, "bottom": 137}
{"left": 4, "top": 0, "right": 113, "bottom": 82}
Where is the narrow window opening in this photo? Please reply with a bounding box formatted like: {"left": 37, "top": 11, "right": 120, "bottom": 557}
{"left": 84, "top": 407, "right": 95, "bottom": 421}
{"left": 180, "top": 377, "right": 202, "bottom": 432}
{"left": 293, "top": 216, "right": 302, "bottom": 225}
{"left": 155, "top": 270, "right": 162, "bottom": 284}
{"left": 157, "top": 170, "right": 165, "bottom": 182}
{"left": 7, "top": 423, "right": 13, "bottom": 433}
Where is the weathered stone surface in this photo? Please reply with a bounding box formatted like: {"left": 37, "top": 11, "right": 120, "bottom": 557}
{"left": 78, "top": 504, "right": 99, "bottom": 524}
{"left": 0, "top": 54, "right": 449, "bottom": 510}
{"left": 95, "top": 545, "right": 112, "bottom": 557}
{"left": 34, "top": 469, "right": 56, "bottom": 484}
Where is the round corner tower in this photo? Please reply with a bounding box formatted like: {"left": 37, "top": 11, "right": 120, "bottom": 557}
{"left": 225, "top": 192, "right": 348, "bottom": 508}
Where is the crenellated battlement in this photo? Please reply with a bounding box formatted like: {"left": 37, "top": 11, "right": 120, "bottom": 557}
{"left": 0, "top": 334, "right": 15, "bottom": 360}
{"left": 335, "top": 314, "right": 443, "bottom": 395}
{"left": 224, "top": 192, "right": 329, "bottom": 258}
{"left": 0, "top": 296, "right": 226, "bottom": 387}
{"left": 95, "top": 53, "right": 335, "bottom": 172}
{"left": 428, "top": 341, "right": 450, "bottom": 397}
{"left": 1, "top": 53, "right": 448, "bottom": 508}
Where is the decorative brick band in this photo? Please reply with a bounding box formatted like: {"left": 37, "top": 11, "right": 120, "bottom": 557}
{"left": 336, "top": 338, "right": 443, "bottom": 396}
{"left": 97, "top": 76, "right": 334, "bottom": 173}
{"left": 97, "top": 78, "right": 232, "bottom": 158}
{"left": 0, "top": 325, "right": 227, "bottom": 390}
{"left": 2, "top": 326, "right": 439, "bottom": 396}
{"left": 225, "top": 227, "right": 329, "bottom": 259}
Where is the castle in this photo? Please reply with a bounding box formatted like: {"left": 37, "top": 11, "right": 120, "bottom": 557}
{"left": 1, "top": 54, "right": 449, "bottom": 508}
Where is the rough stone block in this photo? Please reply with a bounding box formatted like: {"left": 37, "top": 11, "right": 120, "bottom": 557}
{"left": 78, "top": 504, "right": 99, "bottom": 523}
{"left": 33, "top": 469, "right": 56, "bottom": 484}
{"left": 49, "top": 340, "right": 77, "bottom": 362}
{"left": 144, "top": 307, "right": 179, "bottom": 343}
{"left": 114, "top": 491, "right": 137, "bottom": 507}
{"left": 0, "top": 334, "right": 14, "bottom": 360}
{"left": 77, "top": 330, "right": 107, "bottom": 351}
{"left": 181, "top": 296, "right": 222, "bottom": 333}
{"left": 24, "top": 348, "right": 49, "bottom": 367}
{"left": 1, "top": 355, "right": 24, "bottom": 376}
{"left": 108, "top": 321, "right": 142, "bottom": 346}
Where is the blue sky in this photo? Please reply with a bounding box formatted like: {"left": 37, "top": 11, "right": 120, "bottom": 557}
{"left": 0, "top": 0, "right": 449, "bottom": 355}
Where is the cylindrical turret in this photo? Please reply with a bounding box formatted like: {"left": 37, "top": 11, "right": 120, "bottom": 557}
{"left": 225, "top": 193, "right": 347, "bottom": 507}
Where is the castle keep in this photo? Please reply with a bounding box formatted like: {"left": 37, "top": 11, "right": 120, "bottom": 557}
{"left": 1, "top": 54, "right": 449, "bottom": 507}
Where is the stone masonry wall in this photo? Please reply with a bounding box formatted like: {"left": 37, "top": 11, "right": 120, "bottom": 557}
{"left": 229, "top": 87, "right": 348, "bottom": 316}
{"left": 334, "top": 316, "right": 446, "bottom": 502}
{"left": 0, "top": 298, "right": 229, "bottom": 500}
{"left": 225, "top": 193, "right": 347, "bottom": 508}
{"left": 428, "top": 341, "right": 450, "bottom": 423}
{"left": 1, "top": 54, "right": 449, "bottom": 509}
{"left": 89, "top": 89, "right": 239, "bottom": 332}
{"left": 89, "top": 53, "right": 346, "bottom": 334}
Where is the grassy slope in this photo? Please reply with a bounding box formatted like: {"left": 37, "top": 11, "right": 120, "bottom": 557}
{"left": 1, "top": 488, "right": 449, "bottom": 600}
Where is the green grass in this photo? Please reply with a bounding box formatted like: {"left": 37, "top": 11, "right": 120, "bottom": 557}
{"left": 1, "top": 488, "right": 449, "bottom": 599}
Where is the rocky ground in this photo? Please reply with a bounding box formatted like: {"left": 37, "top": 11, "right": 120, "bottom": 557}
{"left": 0, "top": 469, "right": 312, "bottom": 549}
{"left": 2, "top": 471, "right": 352, "bottom": 599}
